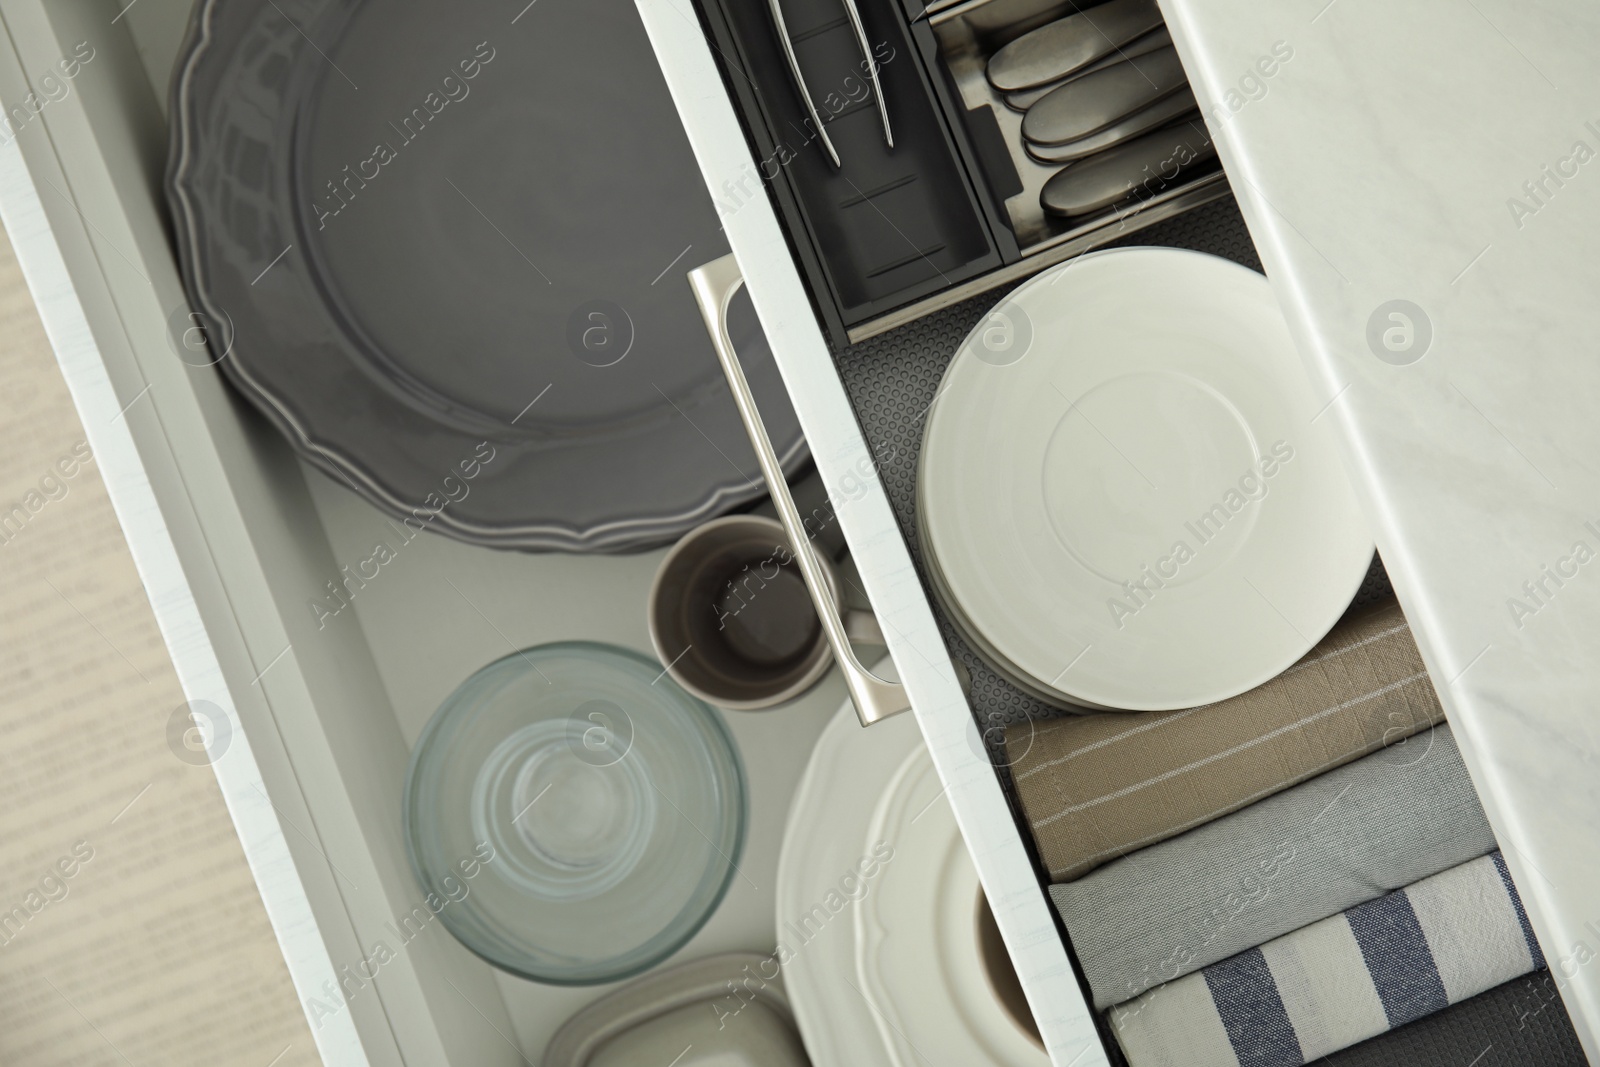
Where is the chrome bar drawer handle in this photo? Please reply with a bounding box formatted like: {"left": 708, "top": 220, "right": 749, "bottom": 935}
{"left": 687, "top": 254, "right": 911, "bottom": 726}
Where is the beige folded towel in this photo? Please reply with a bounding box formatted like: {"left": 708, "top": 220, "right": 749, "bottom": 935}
{"left": 1004, "top": 599, "right": 1443, "bottom": 881}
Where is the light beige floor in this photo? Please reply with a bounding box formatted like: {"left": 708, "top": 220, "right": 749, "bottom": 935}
{"left": 0, "top": 220, "right": 319, "bottom": 1064}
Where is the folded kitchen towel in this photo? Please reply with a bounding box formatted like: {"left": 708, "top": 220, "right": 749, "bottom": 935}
{"left": 1054, "top": 723, "right": 1495, "bottom": 1008}
{"left": 1005, "top": 598, "right": 1442, "bottom": 881}
{"left": 1109, "top": 852, "right": 1544, "bottom": 1067}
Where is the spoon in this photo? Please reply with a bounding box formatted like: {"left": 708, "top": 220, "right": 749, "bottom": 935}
{"left": 1004, "top": 26, "right": 1172, "bottom": 113}
{"left": 986, "top": 0, "right": 1163, "bottom": 92}
{"left": 1039, "top": 119, "right": 1215, "bottom": 217}
{"left": 1022, "top": 46, "right": 1185, "bottom": 146}
{"left": 1026, "top": 91, "right": 1197, "bottom": 164}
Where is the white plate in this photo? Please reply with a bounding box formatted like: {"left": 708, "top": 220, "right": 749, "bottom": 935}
{"left": 919, "top": 248, "right": 1372, "bottom": 710}
{"left": 776, "top": 698, "right": 921, "bottom": 1067}
{"left": 542, "top": 953, "right": 806, "bottom": 1066}
{"left": 856, "top": 745, "right": 1050, "bottom": 1067}
{"left": 916, "top": 514, "right": 1081, "bottom": 708}
{"left": 777, "top": 695, "right": 1048, "bottom": 1067}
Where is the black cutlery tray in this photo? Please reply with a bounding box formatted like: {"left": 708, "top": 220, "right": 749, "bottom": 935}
{"left": 692, "top": 0, "right": 1008, "bottom": 342}
{"left": 688, "top": 0, "right": 1228, "bottom": 345}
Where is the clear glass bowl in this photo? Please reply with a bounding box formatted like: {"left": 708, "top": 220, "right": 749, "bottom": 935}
{"left": 403, "top": 642, "right": 746, "bottom": 985}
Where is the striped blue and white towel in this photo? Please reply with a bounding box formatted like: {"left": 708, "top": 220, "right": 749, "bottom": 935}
{"left": 1110, "top": 852, "right": 1543, "bottom": 1067}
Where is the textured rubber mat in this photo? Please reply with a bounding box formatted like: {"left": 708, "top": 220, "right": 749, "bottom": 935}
{"left": 1326, "top": 970, "right": 1589, "bottom": 1067}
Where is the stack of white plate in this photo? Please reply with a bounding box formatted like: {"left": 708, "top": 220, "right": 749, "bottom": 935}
{"left": 778, "top": 696, "right": 1050, "bottom": 1067}
{"left": 917, "top": 248, "right": 1373, "bottom": 712}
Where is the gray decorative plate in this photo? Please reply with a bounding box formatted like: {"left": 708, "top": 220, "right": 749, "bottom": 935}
{"left": 167, "top": 0, "right": 805, "bottom": 552}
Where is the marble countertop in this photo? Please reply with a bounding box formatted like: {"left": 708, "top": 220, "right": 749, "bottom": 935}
{"left": 1161, "top": 0, "right": 1600, "bottom": 1057}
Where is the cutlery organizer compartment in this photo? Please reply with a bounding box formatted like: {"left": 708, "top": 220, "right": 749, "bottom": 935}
{"left": 692, "top": 0, "right": 1008, "bottom": 339}
{"left": 688, "top": 0, "right": 1229, "bottom": 343}
{"left": 924, "top": 0, "right": 1222, "bottom": 252}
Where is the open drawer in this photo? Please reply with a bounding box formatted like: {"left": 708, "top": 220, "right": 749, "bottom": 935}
{"left": 682, "top": 0, "right": 1228, "bottom": 345}
{"left": 0, "top": 1, "right": 861, "bottom": 1064}
{"left": 633, "top": 0, "right": 1600, "bottom": 1066}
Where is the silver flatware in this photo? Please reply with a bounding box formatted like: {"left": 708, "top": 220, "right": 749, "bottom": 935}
{"left": 1021, "top": 45, "right": 1185, "bottom": 146}
{"left": 1039, "top": 119, "right": 1215, "bottom": 216}
{"left": 769, "top": 0, "right": 892, "bottom": 169}
{"left": 1004, "top": 26, "right": 1172, "bottom": 112}
{"left": 1025, "top": 91, "right": 1197, "bottom": 163}
{"left": 986, "top": 0, "right": 1163, "bottom": 92}
{"left": 768, "top": 0, "right": 841, "bottom": 167}
{"left": 841, "top": 0, "right": 894, "bottom": 149}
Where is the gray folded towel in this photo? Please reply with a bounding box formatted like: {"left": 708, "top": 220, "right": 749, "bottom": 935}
{"left": 1109, "top": 852, "right": 1543, "bottom": 1065}
{"left": 1053, "top": 724, "right": 1496, "bottom": 1008}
